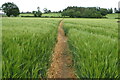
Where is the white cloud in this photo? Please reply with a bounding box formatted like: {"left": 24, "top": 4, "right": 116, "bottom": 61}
{"left": 0, "top": 0, "right": 119, "bottom": 12}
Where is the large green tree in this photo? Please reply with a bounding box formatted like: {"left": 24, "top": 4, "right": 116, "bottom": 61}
{"left": 1, "top": 2, "right": 20, "bottom": 17}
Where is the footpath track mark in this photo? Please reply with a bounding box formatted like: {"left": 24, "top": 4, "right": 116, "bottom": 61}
{"left": 47, "top": 20, "right": 76, "bottom": 78}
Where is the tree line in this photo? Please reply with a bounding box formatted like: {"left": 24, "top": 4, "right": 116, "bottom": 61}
{"left": 62, "top": 6, "right": 113, "bottom": 18}
{"left": 0, "top": 2, "right": 119, "bottom": 18}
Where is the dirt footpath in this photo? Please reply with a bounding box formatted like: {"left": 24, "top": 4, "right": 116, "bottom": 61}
{"left": 47, "top": 20, "right": 76, "bottom": 78}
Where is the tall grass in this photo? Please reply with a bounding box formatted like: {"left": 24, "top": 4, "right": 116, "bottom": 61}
{"left": 0, "top": 16, "right": 2, "bottom": 78}
{"left": 64, "top": 18, "right": 118, "bottom": 78}
{"left": 2, "top": 17, "right": 61, "bottom": 78}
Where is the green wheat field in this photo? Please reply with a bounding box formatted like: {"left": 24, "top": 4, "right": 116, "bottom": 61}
{"left": 1, "top": 17, "right": 119, "bottom": 78}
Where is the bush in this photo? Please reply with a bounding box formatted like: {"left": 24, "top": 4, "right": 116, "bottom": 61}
{"left": 32, "top": 11, "right": 42, "bottom": 17}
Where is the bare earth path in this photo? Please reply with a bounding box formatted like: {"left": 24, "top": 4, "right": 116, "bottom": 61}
{"left": 47, "top": 20, "right": 76, "bottom": 78}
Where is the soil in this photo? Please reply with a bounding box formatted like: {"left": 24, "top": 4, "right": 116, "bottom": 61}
{"left": 47, "top": 20, "right": 76, "bottom": 78}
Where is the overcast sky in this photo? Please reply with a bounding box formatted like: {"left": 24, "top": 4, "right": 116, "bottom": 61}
{"left": 0, "top": 0, "right": 119, "bottom": 12}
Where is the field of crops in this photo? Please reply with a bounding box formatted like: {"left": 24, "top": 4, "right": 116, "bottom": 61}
{"left": 2, "top": 17, "right": 61, "bottom": 78}
{"left": 106, "top": 13, "right": 118, "bottom": 19}
{"left": 42, "top": 13, "right": 61, "bottom": 17}
{"left": 20, "top": 14, "right": 34, "bottom": 17}
{"left": 2, "top": 17, "right": 119, "bottom": 78}
{"left": 0, "top": 17, "right": 2, "bottom": 78}
{"left": 63, "top": 18, "right": 118, "bottom": 78}
{"left": 20, "top": 13, "right": 62, "bottom": 17}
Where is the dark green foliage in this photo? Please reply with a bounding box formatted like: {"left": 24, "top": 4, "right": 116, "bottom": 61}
{"left": 32, "top": 11, "right": 37, "bottom": 17}
{"left": 1, "top": 2, "right": 20, "bottom": 17}
{"left": 99, "top": 8, "right": 108, "bottom": 16}
{"left": 32, "top": 7, "right": 42, "bottom": 17}
{"left": 74, "top": 11, "right": 81, "bottom": 18}
{"left": 62, "top": 6, "right": 108, "bottom": 18}
{"left": 32, "top": 11, "right": 42, "bottom": 17}
{"left": 114, "top": 8, "right": 117, "bottom": 13}
{"left": 47, "top": 10, "right": 51, "bottom": 13}
{"left": 114, "top": 8, "right": 120, "bottom": 13}
{"left": 63, "top": 9, "right": 75, "bottom": 18}
{"left": 107, "top": 8, "right": 113, "bottom": 14}
{"left": 62, "top": 11, "right": 68, "bottom": 17}
{"left": 37, "top": 10, "right": 42, "bottom": 17}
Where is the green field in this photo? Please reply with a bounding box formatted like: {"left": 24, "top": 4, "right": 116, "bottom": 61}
{"left": 20, "top": 13, "right": 62, "bottom": 17}
{"left": 42, "top": 13, "right": 61, "bottom": 17}
{"left": 106, "top": 13, "right": 119, "bottom": 19}
{"left": 2, "top": 17, "right": 61, "bottom": 78}
{"left": 63, "top": 18, "right": 118, "bottom": 78}
{"left": 2, "top": 17, "right": 119, "bottom": 78}
{"left": 20, "top": 13, "right": 34, "bottom": 17}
